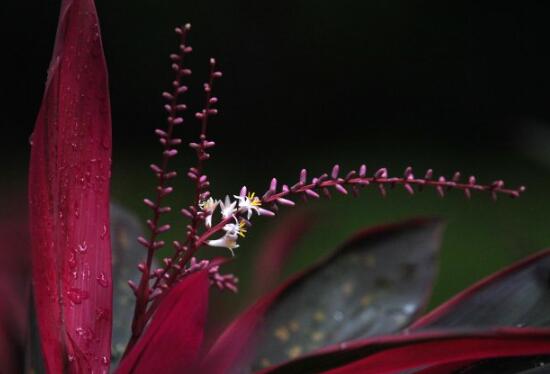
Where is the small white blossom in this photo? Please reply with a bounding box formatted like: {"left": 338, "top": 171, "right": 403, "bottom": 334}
{"left": 234, "top": 192, "right": 262, "bottom": 220}
{"left": 199, "top": 197, "right": 218, "bottom": 228}
{"left": 207, "top": 218, "right": 247, "bottom": 256}
{"left": 222, "top": 218, "right": 247, "bottom": 238}
{"left": 219, "top": 195, "right": 237, "bottom": 219}
{"left": 207, "top": 234, "right": 239, "bottom": 256}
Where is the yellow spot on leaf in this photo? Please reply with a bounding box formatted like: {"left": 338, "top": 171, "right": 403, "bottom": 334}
{"left": 289, "top": 320, "right": 300, "bottom": 332}
{"left": 364, "top": 254, "right": 376, "bottom": 268}
{"left": 274, "top": 326, "right": 290, "bottom": 342}
{"left": 311, "top": 331, "right": 325, "bottom": 342}
{"left": 361, "top": 294, "right": 373, "bottom": 307}
{"left": 260, "top": 358, "right": 271, "bottom": 368}
{"left": 313, "top": 311, "right": 326, "bottom": 322}
{"left": 341, "top": 281, "right": 354, "bottom": 295}
{"left": 287, "top": 345, "right": 303, "bottom": 359}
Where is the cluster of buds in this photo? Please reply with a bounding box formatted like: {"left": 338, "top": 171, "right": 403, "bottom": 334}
{"left": 259, "top": 164, "right": 525, "bottom": 211}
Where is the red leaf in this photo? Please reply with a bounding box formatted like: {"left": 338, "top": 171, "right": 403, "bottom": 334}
{"left": 0, "top": 194, "right": 30, "bottom": 373}
{"left": 261, "top": 328, "right": 550, "bottom": 373}
{"left": 28, "top": 0, "right": 112, "bottom": 372}
{"left": 252, "top": 210, "right": 313, "bottom": 297}
{"left": 325, "top": 329, "right": 550, "bottom": 374}
{"left": 116, "top": 271, "right": 210, "bottom": 374}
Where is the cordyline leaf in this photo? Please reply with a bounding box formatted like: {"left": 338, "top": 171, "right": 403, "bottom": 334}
{"left": 416, "top": 355, "right": 550, "bottom": 374}
{"left": 261, "top": 328, "right": 550, "bottom": 374}
{"left": 204, "top": 218, "right": 444, "bottom": 373}
{"left": 0, "top": 195, "right": 30, "bottom": 374}
{"left": 323, "top": 328, "right": 550, "bottom": 374}
{"left": 406, "top": 248, "right": 550, "bottom": 373}
{"left": 410, "top": 248, "right": 550, "bottom": 330}
{"left": 252, "top": 210, "right": 314, "bottom": 297}
{"left": 28, "top": 0, "right": 112, "bottom": 372}
{"left": 116, "top": 271, "right": 209, "bottom": 374}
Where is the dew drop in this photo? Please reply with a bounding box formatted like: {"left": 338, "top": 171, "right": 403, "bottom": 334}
{"left": 29, "top": 132, "right": 35, "bottom": 146}
{"left": 96, "top": 272, "right": 109, "bottom": 288}
{"left": 95, "top": 307, "right": 110, "bottom": 322}
{"left": 100, "top": 224, "right": 107, "bottom": 240}
{"left": 101, "top": 356, "right": 109, "bottom": 366}
{"left": 75, "top": 326, "right": 94, "bottom": 342}
{"left": 68, "top": 354, "right": 75, "bottom": 363}
{"left": 68, "top": 252, "right": 77, "bottom": 268}
{"left": 66, "top": 288, "right": 89, "bottom": 305}
{"left": 76, "top": 241, "right": 88, "bottom": 254}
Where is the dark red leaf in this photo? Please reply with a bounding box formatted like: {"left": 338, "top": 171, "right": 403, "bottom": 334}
{"left": 325, "top": 329, "right": 550, "bottom": 374}
{"left": 205, "top": 218, "right": 444, "bottom": 372}
{"left": 28, "top": 0, "right": 112, "bottom": 372}
{"left": 116, "top": 271, "right": 209, "bottom": 374}
{"left": 261, "top": 328, "right": 550, "bottom": 374}
{"left": 417, "top": 356, "right": 550, "bottom": 374}
{"left": 252, "top": 210, "right": 314, "bottom": 297}
{"left": 410, "top": 249, "right": 550, "bottom": 330}
{"left": 0, "top": 194, "right": 30, "bottom": 374}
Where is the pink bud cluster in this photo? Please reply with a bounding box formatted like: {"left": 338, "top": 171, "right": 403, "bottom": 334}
{"left": 259, "top": 165, "right": 525, "bottom": 210}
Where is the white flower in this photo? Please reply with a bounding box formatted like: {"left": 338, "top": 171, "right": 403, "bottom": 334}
{"left": 234, "top": 192, "right": 262, "bottom": 220}
{"left": 207, "top": 234, "right": 239, "bottom": 256}
{"left": 199, "top": 197, "right": 219, "bottom": 228}
{"left": 222, "top": 218, "right": 247, "bottom": 238}
{"left": 219, "top": 195, "right": 237, "bottom": 219}
{"left": 207, "top": 218, "right": 247, "bottom": 256}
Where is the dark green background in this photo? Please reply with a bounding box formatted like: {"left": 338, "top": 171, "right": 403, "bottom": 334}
{"left": 3, "top": 1, "right": 550, "bottom": 312}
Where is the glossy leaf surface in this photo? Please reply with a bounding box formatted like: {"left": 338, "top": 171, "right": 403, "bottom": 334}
{"left": 206, "top": 219, "right": 444, "bottom": 372}
{"left": 411, "top": 249, "right": 550, "bottom": 330}
{"left": 262, "top": 328, "right": 550, "bottom": 374}
{"left": 28, "top": 0, "right": 112, "bottom": 371}
{"left": 249, "top": 219, "right": 444, "bottom": 370}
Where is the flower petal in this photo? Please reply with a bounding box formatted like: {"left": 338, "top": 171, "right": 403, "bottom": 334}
{"left": 116, "top": 271, "right": 209, "bottom": 374}
{"left": 28, "top": 0, "right": 112, "bottom": 372}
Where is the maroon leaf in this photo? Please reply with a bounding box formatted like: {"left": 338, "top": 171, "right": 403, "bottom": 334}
{"left": 417, "top": 355, "right": 550, "bottom": 374}
{"left": 261, "top": 328, "right": 550, "bottom": 374}
{"left": 324, "top": 328, "right": 550, "bottom": 374}
{"left": 28, "top": 0, "right": 112, "bottom": 372}
{"left": 116, "top": 271, "right": 209, "bottom": 374}
{"left": 204, "top": 218, "right": 444, "bottom": 372}
{"left": 410, "top": 249, "right": 550, "bottom": 330}
{"left": 0, "top": 194, "right": 30, "bottom": 374}
{"left": 252, "top": 210, "right": 313, "bottom": 297}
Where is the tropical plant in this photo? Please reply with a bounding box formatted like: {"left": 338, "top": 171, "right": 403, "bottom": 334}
{"left": 20, "top": 0, "right": 550, "bottom": 373}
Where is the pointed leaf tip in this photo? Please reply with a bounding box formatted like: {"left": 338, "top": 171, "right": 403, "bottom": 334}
{"left": 28, "top": 0, "right": 112, "bottom": 372}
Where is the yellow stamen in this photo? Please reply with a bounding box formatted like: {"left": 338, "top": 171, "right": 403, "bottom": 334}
{"left": 238, "top": 220, "right": 247, "bottom": 238}
{"left": 247, "top": 192, "right": 262, "bottom": 207}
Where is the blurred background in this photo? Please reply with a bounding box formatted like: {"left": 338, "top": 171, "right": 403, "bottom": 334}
{"left": 2, "top": 0, "right": 550, "bottom": 326}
